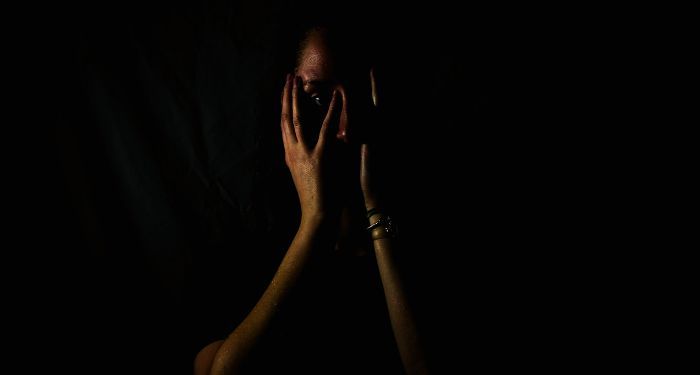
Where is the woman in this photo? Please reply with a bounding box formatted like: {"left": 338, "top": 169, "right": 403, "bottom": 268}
{"left": 194, "top": 24, "right": 427, "bottom": 374}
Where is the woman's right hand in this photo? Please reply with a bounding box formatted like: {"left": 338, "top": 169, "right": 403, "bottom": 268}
{"left": 281, "top": 74, "right": 341, "bottom": 222}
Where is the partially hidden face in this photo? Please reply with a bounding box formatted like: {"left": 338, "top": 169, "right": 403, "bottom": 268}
{"left": 295, "top": 27, "right": 375, "bottom": 148}
{"left": 294, "top": 27, "right": 377, "bottom": 253}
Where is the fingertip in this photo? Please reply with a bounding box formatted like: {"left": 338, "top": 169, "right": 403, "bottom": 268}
{"left": 370, "top": 69, "right": 379, "bottom": 107}
{"left": 281, "top": 75, "right": 289, "bottom": 103}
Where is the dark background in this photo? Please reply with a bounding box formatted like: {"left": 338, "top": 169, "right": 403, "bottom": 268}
{"left": 14, "top": 1, "right": 615, "bottom": 373}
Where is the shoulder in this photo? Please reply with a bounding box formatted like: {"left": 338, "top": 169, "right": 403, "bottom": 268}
{"left": 193, "top": 340, "right": 225, "bottom": 375}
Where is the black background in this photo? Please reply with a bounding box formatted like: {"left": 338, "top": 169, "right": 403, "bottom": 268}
{"left": 12, "top": 1, "right": 618, "bottom": 373}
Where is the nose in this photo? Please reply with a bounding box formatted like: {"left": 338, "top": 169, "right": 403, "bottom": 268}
{"left": 335, "top": 84, "right": 372, "bottom": 144}
{"left": 335, "top": 86, "right": 350, "bottom": 143}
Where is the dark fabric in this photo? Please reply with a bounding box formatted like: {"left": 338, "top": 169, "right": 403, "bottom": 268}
{"left": 19, "top": 1, "right": 614, "bottom": 373}
{"left": 44, "top": 2, "right": 420, "bottom": 373}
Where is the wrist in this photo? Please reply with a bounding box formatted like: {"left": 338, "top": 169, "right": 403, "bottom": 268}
{"left": 364, "top": 199, "right": 379, "bottom": 212}
{"left": 366, "top": 214, "right": 397, "bottom": 241}
{"left": 367, "top": 212, "right": 385, "bottom": 225}
{"left": 362, "top": 190, "right": 379, "bottom": 209}
{"left": 300, "top": 211, "right": 326, "bottom": 228}
{"left": 365, "top": 207, "right": 383, "bottom": 223}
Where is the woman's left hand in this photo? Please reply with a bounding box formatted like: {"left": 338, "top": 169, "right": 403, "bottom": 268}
{"left": 360, "top": 68, "right": 381, "bottom": 211}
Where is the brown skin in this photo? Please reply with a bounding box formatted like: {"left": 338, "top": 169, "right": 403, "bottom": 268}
{"left": 195, "top": 29, "right": 427, "bottom": 375}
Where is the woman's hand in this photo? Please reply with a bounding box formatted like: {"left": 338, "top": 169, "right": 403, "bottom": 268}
{"left": 360, "top": 68, "right": 381, "bottom": 211}
{"left": 360, "top": 143, "right": 378, "bottom": 211}
{"left": 281, "top": 74, "right": 341, "bottom": 222}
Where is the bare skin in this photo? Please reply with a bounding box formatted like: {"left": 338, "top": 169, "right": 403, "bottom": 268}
{"left": 195, "top": 29, "right": 427, "bottom": 375}
{"left": 362, "top": 70, "right": 429, "bottom": 375}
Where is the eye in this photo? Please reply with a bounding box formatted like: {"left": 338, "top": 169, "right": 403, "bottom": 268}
{"left": 311, "top": 93, "right": 329, "bottom": 107}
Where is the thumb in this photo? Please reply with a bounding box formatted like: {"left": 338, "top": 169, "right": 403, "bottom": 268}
{"left": 360, "top": 143, "right": 370, "bottom": 171}
{"left": 360, "top": 143, "right": 379, "bottom": 210}
{"left": 370, "top": 67, "right": 379, "bottom": 108}
{"left": 360, "top": 143, "right": 371, "bottom": 188}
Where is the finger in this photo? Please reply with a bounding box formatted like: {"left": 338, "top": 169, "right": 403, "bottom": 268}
{"left": 281, "top": 74, "right": 297, "bottom": 143}
{"left": 292, "top": 76, "right": 306, "bottom": 145}
{"left": 315, "top": 90, "right": 341, "bottom": 152}
{"left": 360, "top": 143, "right": 370, "bottom": 171}
{"left": 370, "top": 67, "right": 379, "bottom": 107}
{"left": 280, "top": 107, "right": 287, "bottom": 145}
{"left": 280, "top": 75, "right": 289, "bottom": 144}
{"left": 281, "top": 106, "right": 290, "bottom": 152}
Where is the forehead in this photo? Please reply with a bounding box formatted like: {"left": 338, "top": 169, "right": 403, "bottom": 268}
{"left": 297, "top": 33, "right": 335, "bottom": 80}
{"left": 296, "top": 30, "right": 370, "bottom": 81}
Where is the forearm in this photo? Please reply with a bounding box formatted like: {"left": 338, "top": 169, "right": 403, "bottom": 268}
{"left": 209, "top": 216, "right": 326, "bottom": 374}
{"left": 370, "top": 214, "right": 429, "bottom": 375}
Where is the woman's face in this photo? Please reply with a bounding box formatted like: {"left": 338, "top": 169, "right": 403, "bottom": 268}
{"left": 295, "top": 28, "right": 374, "bottom": 146}
{"left": 295, "top": 28, "right": 375, "bottom": 252}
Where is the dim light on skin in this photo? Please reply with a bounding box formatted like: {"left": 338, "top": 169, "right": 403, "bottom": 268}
{"left": 294, "top": 27, "right": 377, "bottom": 254}
{"left": 195, "top": 26, "right": 428, "bottom": 375}
{"left": 295, "top": 27, "right": 377, "bottom": 145}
